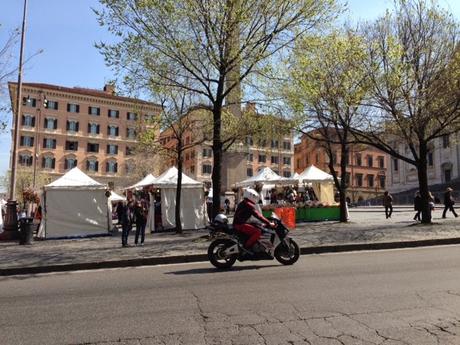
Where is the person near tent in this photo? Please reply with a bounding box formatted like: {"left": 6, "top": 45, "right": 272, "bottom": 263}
{"left": 134, "top": 199, "right": 147, "bottom": 246}
{"left": 270, "top": 189, "right": 278, "bottom": 204}
{"left": 224, "top": 198, "right": 230, "bottom": 215}
{"left": 205, "top": 191, "right": 213, "bottom": 222}
{"left": 119, "top": 201, "right": 134, "bottom": 247}
{"left": 233, "top": 188, "right": 275, "bottom": 253}
{"left": 154, "top": 194, "right": 163, "bottom": 231}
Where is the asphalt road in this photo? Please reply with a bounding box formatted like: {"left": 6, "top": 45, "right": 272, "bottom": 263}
{"left": 1, "top": 245, "right": 460, "bottom": 345}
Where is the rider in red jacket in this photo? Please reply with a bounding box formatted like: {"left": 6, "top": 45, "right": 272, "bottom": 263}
{"left": 233, "top": 188, "right": 275, "bottom": 250}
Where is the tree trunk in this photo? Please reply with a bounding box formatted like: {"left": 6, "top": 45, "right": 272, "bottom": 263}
{"left": 175, "top": 143, "right": 183, "bottom": 234}
{"left": 211, "top": 104, "right": 223, "bottom": 219}
{"left": 339, "top": 144, "right": 349, "bottom": 222}
{"left": 417, "top": 142, "right": 431, "bottom": 224}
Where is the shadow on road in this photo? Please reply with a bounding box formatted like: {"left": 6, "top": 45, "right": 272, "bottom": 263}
{"left": 165, "top": 264, "right": 281, "bottom": 275}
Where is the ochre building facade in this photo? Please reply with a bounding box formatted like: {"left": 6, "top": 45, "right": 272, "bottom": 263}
{"left": 8, "top": 82, "right": 161, "bottom": 188}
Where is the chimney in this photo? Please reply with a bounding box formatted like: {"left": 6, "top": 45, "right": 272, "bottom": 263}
{"left": 103, "top": 84, "right": 116, "bottom": 95}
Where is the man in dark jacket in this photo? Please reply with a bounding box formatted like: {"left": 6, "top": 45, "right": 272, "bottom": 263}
{"left": 120, "top": 201, "right": 134, "bottom": 247}
{"left": 442, "top": 187, "right": 458, "bottom": 218}
{"left": 134, "top": 200, "right": 147, "bottom": 246}
{"left": 383, "top": 191, "right": 393, "bottom": 219}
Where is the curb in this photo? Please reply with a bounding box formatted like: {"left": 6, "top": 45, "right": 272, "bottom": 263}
{"left": 2, "top": 237, "right": 460, "bottom": 276}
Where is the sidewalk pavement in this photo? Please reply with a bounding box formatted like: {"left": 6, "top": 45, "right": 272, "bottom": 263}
{"left": 1, "top": 208, "right": 460, "bottom": 276}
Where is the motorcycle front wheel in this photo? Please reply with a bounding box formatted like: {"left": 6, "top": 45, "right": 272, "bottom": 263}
{"left": 275, "top": 238, "right": 300, "bottom": 265}
{"left": 208, "top": 239, "right": 237, "bottom": 269}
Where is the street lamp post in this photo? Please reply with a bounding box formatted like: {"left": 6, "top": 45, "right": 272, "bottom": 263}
{"left": 1, "top": 0, "right": 28, "bottom": 240}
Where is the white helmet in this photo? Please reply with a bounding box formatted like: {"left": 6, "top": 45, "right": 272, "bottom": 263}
{"left": 243, "top": 188, "right": 260, "bottom": 204}
{"left": 214, "top": 213, "right": 228, "bottom": 225}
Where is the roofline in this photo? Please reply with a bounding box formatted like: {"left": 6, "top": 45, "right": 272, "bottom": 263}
{"left": 8, "top": 82, "right": 161, "bottom": 108}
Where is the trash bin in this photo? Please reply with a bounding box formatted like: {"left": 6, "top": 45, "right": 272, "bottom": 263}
{"left": 19, "top": 217, "right": 34, "bottom": 245}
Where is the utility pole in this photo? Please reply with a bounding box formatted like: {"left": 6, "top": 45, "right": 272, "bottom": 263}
{"left": 1, "top": 0, "right": 28, "bottom": 240}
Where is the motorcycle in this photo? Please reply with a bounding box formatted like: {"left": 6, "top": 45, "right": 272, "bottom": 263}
{"left": 207, "top": 213, "right": 300, "bottom": 269}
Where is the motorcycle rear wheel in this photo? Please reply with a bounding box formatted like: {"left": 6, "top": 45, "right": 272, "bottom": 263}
{"left": 208, "top": 239, "right": 238, "bottom": 269}
{"left": 275, "top": 238, "right": 300, "bottom": 265}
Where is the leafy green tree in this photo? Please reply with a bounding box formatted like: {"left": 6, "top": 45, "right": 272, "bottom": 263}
{"left": 352, "top": 0, "right": 460, "bottom": 223}
{"left": 286, "top": 30, "right": 370, "bottom": 221}
{"left": 95, "top": 0, "right": 337, "bottom": 217}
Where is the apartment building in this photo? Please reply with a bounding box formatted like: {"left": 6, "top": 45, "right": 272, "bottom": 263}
{"left": 388, "top": 133, "right": 460, "bottom": 193}
{"left": 159, "top": 106, "right": 294, "bottom": 191}
{"left": 294, "top": 132, "right": 389, "bottom": 202}
{"left": 8, "top": 82, "right": 161, "bottom": 187}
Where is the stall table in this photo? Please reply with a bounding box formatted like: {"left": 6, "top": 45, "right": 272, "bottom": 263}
{"left": 263, "top": 206, "right": 340, "bottom": 223}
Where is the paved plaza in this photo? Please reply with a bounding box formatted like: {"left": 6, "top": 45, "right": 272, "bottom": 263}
{"left": 1, "top": 206, "right": 460, "bottom": 273}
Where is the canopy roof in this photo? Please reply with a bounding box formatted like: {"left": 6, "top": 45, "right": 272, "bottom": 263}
{"left": 297, "top": 165, "right": 334, "bottom": 182}
{"left": 45, "top": 168, "right": 106, "bottom": 189}
{"left": 126, "top": 173, "right": 156, "bottom": 189}
{"left": 109, "top": 191, "right": 126, "bottom": 202}
{"left": 236, "top": 167, "right": 294, "bottom": 187}
{"left": 153, "top": 167, "right": 203, "bottom": 189}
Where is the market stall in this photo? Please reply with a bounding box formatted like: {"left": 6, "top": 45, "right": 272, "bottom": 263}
{"left": 151, "top": 167, "right": 207, "bottom": 231}
{"left": 124, "top": 174, "right": 157, "bottom": 232}
{"left": 39, "top": 167, "right": 110, "bottom": 238}
{"left": 126, "top": 173, "right": 156, "bottom": 190}
{"left": 294, "top": 165, "right": 339, "bottom": 222}
{"left": 256, "top": 165, "right": 340, "bottom": 223}
{"left": 236, "top": 167, "right": 295, "bottom": 205}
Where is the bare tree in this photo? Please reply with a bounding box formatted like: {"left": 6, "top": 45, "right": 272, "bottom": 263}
{"left": 0, "top": 26, "right": 19, "bottom": 130}
{"left": 95, "top": 0, "right": 337, "bottom": 217}
{"left": 136, "top": 89, "right": 209, "bottom": 233}
{"left": 351, "top": 0, "right": 460, "bottom": 223}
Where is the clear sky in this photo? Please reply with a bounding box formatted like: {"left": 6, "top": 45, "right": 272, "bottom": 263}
{"left": 0, "top": 0, "right": 459, "bottom": 191}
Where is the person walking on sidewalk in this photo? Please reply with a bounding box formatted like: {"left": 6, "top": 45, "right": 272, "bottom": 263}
{"left": 383, "top": 191, "right": 393, "bottom": 219}
{"left": 442, "top": 187, "right": 458, "bottom": 218}
{"left": 428, "top": 191, "right": 435, "bottom": 217}
{"left": 413, "top": 192, "right": 422, "bottom": 221}
{"left": 134, "top": 200, "right": 147, "bottom": 246}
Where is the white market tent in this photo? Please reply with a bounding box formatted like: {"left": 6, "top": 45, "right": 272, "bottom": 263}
{"left": 235, "top": 167, "right": 296, "bottom": 205}
{"left": 297, "top": 165, "right": 334, "bottom": 182}
{"left": 40, "top": 167, "right": 110, "bottom": 238}
{"left": 126, "top": 173, "right": 156, "bottom": 190}
{"left": 236, "top": 167, "right": 295, "bottom": 187}
{"left": 109, "top": 191, "right": 126, "bottom": 202}
{"left": 296, "top": 165, "right": 335, "bottom": 204}
{"left": 152, "top": 167, "right": 206, "bottom": 230}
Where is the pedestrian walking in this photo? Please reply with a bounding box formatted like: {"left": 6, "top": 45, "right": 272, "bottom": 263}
{"left": 442, "top": 187, "right": 458, "bottom": 218}
{"left": 383, "top": 191, "right": 393, "bottom": 219}
{"left": 413, "top": 192, "right": 422, "bottom": 221}
{"left": 134, "top": 200, "right": 147, "bottom": 246}
{"left": 120, "top": 201, "right": 134, "bottom": 247}
{"left": 428, "top": 192, "right": 435, "bottom": 216}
